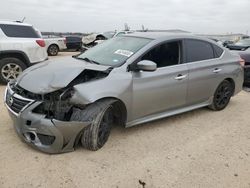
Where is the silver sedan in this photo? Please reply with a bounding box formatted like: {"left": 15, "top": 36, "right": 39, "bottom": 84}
{"left": 4, "top": 32, "right": 244, "bottom": 153}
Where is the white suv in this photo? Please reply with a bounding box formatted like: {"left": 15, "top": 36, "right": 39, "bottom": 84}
{"left": 0, "top": 21, "right": 48, "bottom": 84}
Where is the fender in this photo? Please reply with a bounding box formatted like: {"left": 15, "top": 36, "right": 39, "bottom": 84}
{"left": 70, "top": 71, "right": 133, "bottom": 120}
{"left": 0, "top": 50, "right": 31, "bottom": 66}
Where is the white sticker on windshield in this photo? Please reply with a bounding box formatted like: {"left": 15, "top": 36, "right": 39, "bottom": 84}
{"left": 114, "top": 49, "right": 134, "bottom": 57}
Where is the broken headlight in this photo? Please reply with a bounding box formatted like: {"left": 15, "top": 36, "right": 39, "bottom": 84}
{"left": 33, "top": 88, "right": 75, "bottom": 121}
{"left": 59, "top": 88, "right": 75, "bottom": 101}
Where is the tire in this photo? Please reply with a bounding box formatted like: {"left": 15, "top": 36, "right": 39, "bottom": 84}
{"left": 209, "top": 80, "right": 234, "bottom": 111}
{"left": 47, "top": 44, "right": 59, "bottom": 56}
{"left": 0, "top": 57, "right": 27, "bottom": 84}
{"left": 70, "top": 99, "right": 116, "bottom": 151}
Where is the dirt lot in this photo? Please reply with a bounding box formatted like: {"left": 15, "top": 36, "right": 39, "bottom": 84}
{"left": 0, "top": 52, "right": 250, "bottom": 188}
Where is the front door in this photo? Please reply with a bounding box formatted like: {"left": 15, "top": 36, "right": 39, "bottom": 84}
{"left": 131, "top": 40, "right": 189, "bottom": 120}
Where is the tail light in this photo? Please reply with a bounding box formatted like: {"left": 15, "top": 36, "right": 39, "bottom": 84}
{"left": 239, "top": 58, "right": 245, "bottom": 67}
{"left": 36, "top": 39, "right": 45, "bottom": 47}
{"left": 63, "top": 38, "right": 66, "bottom": 44}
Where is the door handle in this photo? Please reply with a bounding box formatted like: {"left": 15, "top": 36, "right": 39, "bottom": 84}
{"left": 213, "top": 68, "right": 222, "bottom": 73}
{"left": 175, "top": 74, "right": 187, "bottom": 80}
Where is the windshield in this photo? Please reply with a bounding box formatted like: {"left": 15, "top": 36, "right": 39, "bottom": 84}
{"left": 235, "top": 39, "right": 250, "bottom": 46}
{"left": 77, "top": 36, "right": 152, "bottom": 67}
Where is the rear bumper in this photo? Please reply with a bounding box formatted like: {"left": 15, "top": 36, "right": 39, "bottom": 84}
{"left": 4, "top": 86, "right": 89, "bottom": 154}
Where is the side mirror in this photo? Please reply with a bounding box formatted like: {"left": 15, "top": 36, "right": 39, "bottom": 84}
{"left": 137, "top": 60, "right": 157, "bottom": 72}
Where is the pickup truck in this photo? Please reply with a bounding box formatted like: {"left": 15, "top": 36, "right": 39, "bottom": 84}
{"left": 43, "top": 35, "right": 67, "bottom": 56}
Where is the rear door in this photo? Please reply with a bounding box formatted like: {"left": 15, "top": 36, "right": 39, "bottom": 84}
{"left": 66, "top": 37, "right": 78, "bottom": 49}
{"left": 132, "top": 40, "right": 188, "bottom": 120}
{"left": 184, "top": 39, "right": 224, "bottom": 105}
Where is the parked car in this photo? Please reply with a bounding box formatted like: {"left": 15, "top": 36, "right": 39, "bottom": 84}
{"left": 43, "top": 36, "right": 67, "bottom": 56}
{"left": 0, "top": 21, "right": 47, "bottom": 84}
{"left": 81, "top": 33, "right": 104, "bottom": 50}
{"left": 4, "top": 32, "right": 243, "bottom": 153}
{"left": 209, "top": 38, "right": 223, "bottom": 46}
{"left": 82, "top": 31, "right": 134, "bottom": 50}
{"left": 226, "top": 39, "right": 250, "bottom": 51}
{"left": 65, "top": 36, "right": 82, "bottom": 51}
{"left": 237, "top": 48, "right": 250, "bottom": 86}
{"left": 99, "top": 31, "right": 134, "bottom": 39}
{"left": 223, "top": 40, "right": 235, "bottom": 47}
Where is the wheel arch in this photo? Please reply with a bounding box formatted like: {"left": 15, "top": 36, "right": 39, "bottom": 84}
{"left": 224, "top": 77, "right": 235, "bottom": 94}
{"left": 47, "top": 43, "right": 59, "bottom": 51}
{"left": 72, "top": 96, "right": 128, "bottom": 149}
{"left": 0, "top": 50, "right": 30, "bottom": 66}
{"left": 94, "top": 97, "right": 128, "bottom": 127}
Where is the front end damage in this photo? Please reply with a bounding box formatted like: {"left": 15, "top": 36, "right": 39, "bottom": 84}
{"left": 4, "top": 69, "right": 111, "bottom": 154}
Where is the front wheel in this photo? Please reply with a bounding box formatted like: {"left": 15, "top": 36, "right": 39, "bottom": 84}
{"left": 209, "top": 80, "right": 234, "bottom": 111}
{"left": 70, "top": 99, "right": 116, "bottom": 151}
{"left": 0, "top": 58, "right": 26, "bottom": 84}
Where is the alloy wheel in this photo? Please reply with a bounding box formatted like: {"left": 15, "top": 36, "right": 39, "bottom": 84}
{"left": 49, "top": 45, "right": 58, "bottom": 55}
{"left": 214, "top": 83, "right": 233, "bottom": 109}
{"left": 1, "top": 63, "right": 22, "bottom": 81}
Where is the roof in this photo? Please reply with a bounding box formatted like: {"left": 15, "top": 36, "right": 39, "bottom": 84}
{"left": 137, "top": 29, "right": 190, "bottom": 33}
{"left": 126, "top": 32, "right": 193, "bottom": 40}
{"left": 0, "top": 20, "right": 32, "bottom": 26}
{"left": 124, "top": 32, "right": 220, "bottom": 46}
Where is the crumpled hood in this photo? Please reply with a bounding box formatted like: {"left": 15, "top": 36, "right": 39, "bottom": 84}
{"left": 17, "top": 56, "right": 110, "bottom": 94}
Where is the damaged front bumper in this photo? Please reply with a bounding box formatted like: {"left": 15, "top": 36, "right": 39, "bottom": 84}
{"left": 4, "top": 85, "right": 89, "bottom": 154}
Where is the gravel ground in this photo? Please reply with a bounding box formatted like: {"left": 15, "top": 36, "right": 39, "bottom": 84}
{"left": 0, "top": 52, "right": 250, "bottom": 188}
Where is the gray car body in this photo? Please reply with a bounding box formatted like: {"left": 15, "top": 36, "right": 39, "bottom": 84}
{"left": 4, "top": 32, "right": 244, "bottom": 153}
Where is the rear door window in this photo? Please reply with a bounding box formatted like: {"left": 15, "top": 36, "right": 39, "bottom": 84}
{"left": 0, "top": 24, "right": 39, "bottom": 38}
{"left": 185, "top": 39, "right": 214, "bottom": 63}
{"left": 213, "top": 44, "right": 224, "bottom": 58}
{"left": 67, "top": 37, "right": 81, "bottom": 42}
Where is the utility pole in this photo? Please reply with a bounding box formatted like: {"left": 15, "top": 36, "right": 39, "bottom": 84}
{"left": 124, "top": 23, "right": 130, "bottom": 31}
{"left": 141, "top": 25, "right": 148, "bottom": 32}
{"left": 21, "top": 17, "right": 26, "bottom": 23}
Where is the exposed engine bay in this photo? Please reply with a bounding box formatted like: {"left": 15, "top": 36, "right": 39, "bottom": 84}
{"left": 10, "top": 69, "right": 110, "bottom": 121}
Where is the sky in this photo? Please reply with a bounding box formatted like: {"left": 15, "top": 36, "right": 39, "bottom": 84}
{"left": 0, "top": 0, "right": 250, "bottom": 34}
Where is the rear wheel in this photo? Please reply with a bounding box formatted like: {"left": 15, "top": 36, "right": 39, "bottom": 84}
{"left": 47, "top": 44, "right": 59, "bottom": 56}
{"left": 209, "top": 80, "right": 234, "bottom": 111}
{"left": 70, "top": 99, "right": 116, "bottom": 151}
{"left": 0, "top": 58, "right": 26, "bottom": 84}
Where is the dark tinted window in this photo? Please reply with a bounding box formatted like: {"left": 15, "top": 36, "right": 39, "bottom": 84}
{"left": 0, "top": 24, "right": 39, "bottom": 38}
{"left": 213, "top": 44, "right": 224, "bottom": 58}
{"left": 141, "top": 41, "right": 180, "bottom": 68}
{"left": 185, "top": 39, "right": 214, "bottom": 62}
{"left": 66, "top": 37, "right": 81, "bottom": 42}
